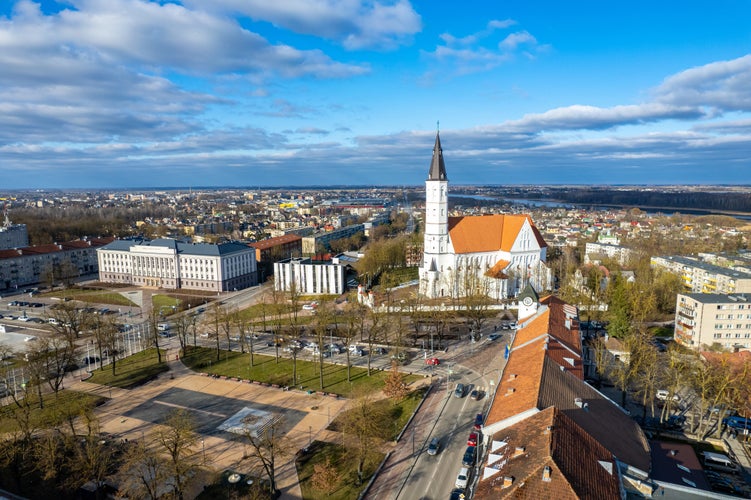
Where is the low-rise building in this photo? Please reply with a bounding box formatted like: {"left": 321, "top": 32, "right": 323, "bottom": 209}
{"left": 674, "top": 292, "right": 751, "bottom": 350}
{"left": 97, "top": 238, "right": 257, "bottom": 292}
{"left": 274, "top": 256, "right": 346, "bottom": 295}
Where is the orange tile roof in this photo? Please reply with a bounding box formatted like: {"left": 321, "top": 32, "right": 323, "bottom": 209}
{"left": 476, "top": 407, "right": 621, "bottom": 500}
{"left": 485, "top": 259, "right": 511, "bottom": 279}
{"left": 486, "top": 335, "right": 548, "bottom": 426}
{"left": 448, "top": 214, "right": 546, "bottom": 254}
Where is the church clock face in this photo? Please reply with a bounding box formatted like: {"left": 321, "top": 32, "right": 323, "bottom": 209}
{"left": 522, "top": 296, "right": 533, "bottom": 307}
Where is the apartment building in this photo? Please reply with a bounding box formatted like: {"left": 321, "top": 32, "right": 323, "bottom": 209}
{"left": 0, "top": 237, "right": 113, "bottom": 291}
{"left": 651, "top": 255, "right": 751, "bottom": 294}
{"left": 0, "top": 212, "right": 29, "bottom": 250}
{"left": 674, "top": 293, "right": 751, "bottom": 350}
{"left": 301, "top": 224, "right": 365, "bottom": 254}
{"left": 97, "top": 238, "right": 257, "bottom": 292}
{"left": 584, "top": 241, "right": 633, "bottom": 265}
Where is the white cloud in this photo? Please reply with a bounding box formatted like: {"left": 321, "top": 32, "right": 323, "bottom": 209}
{"left": 654, "top": 54, "right": 751, "bottom": 112}
{"left": 184, "top": 0, "right": 422, "bottom": 50}
{"left": 429, "top": 20, "right": 547, "bottom": 75}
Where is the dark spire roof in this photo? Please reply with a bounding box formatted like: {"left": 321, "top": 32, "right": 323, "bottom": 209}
{"left": 427, "top": 132, "right": 447, "bottom": 181}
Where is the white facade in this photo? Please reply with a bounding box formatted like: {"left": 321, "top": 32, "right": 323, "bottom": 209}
{"left": 675, "top": 293, "right": 751, "bottom": 350}
{"left": 97, "top": 238, "right": 257, "bottom": 292}
{"left": 418, "top": 133, "right": 549, "bottom": 300}
{"left": 274, "top": 257, "right": 345, "bottom": 295}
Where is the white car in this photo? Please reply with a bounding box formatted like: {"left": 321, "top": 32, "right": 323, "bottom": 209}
{"left": 455, "top": 467, "right": 469, "bottom": 489}
{"left": 656, "top": 389, "right": 680, "bottom": 402}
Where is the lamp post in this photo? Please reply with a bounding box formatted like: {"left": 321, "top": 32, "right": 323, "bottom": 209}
{"left": 202, "top": 439, "right": 206, "bottom": 463}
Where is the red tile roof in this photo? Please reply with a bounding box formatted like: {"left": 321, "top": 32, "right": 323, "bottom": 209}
{"left": 476, "top": 407, "right": 621, "bottom": 499}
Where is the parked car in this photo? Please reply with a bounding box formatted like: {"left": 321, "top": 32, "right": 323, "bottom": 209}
{"left": 462, "top": 446, "right": 476, "bottom": 466}
{"left": 426, "top": 437, "right": 440, "bottom": 456}
{"left": 473, "top": 413, "right": 484, "bottom": 430}
{"left": 373, "top": 346, "right": 388, "bottom": 355}
{"left": 488, "top": 333, "right": 501, "bottom": 341}
{"left": 470, "top": 389, "right": 483, "bottom": 401}
{"left": 455, "top": 467, "right": 469, "bottom": 489}
{"left": 426, "top": 357, "right": 440, "bottom": 366}
{"left": 454, "top": 383, "right": 465, "bottom": 398}
{"left": 467, "top": 432, "right": 478, "bottom": 447}
{"left": 656, "top": 389, "right": 680, "bottom": 402}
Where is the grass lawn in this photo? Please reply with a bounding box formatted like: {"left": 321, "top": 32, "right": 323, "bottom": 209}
{"left": 296, "top": 440, "right": 383, "bottom": 500}
{"left": 181, "top": 347, "right": 421, "bottom": 397}
{"left": 45, "top": 288, "right": 136, "bottom": 306}
{"left": 88, "top": 348, "right": 169, "bottom": 389}
{"left": 152, "top": 294, "right": 182, "bottom": 315}
{"left": 0, "top": 390, "right": 105, "bottom": 433}
{"left": 328, "top": 386, "right": 428, "bottom": 441}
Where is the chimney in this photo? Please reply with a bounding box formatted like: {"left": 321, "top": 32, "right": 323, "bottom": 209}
{"left": 502, "top": 476, "right": 514, "bottom": 488}
{"left": 575, "top": 397, "right": 583, "bottom": 408}
{"left": 542, "top": 466, "right": 552, "bottom": 482}
{"left": 544, "top": 426, "right": 553, "bottom": 434}
{"left": 508, "top": 373, "right": 517, "bottom": 380}
{"left": 513, "top": 446, "right": 525, "bottom": 458}
{"left": 506, "top": 387, "right": 515, "bottom": 396}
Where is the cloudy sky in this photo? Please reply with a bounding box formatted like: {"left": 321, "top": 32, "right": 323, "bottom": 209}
{"left": 1, "top": 0, "right": 751, "bottom": 189}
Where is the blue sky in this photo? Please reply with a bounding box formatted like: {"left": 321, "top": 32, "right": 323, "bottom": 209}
{"left": 1, "top": 0, "right": 750, "bottom": 189}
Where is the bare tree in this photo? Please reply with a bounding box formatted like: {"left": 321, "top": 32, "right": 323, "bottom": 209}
{"left": 154, "top": 409, "right": 201, "bottom": 500}
{"left": 238, "top": 416, "right": 289, "bottom": 496}
{"left": 340, "top": 391, "right": 389, "bottom": 485}
{"left": 118, "top": 439, "right": 169, "bottom": 500}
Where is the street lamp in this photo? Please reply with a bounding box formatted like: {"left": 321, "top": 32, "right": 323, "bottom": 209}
{"left": 202, "top": 439, "right": 206, "bottom": 463}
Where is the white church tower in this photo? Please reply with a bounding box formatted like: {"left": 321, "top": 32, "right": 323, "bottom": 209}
{"left": 420, "top": 131, "right": 450, "bottom": 299}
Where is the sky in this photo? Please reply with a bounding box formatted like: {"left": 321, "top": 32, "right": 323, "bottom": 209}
{"left": 1, "top": 0, "right": 751, "bottom": 189}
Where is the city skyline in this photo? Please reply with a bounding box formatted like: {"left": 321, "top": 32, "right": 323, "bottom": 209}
{"left": 1, "top": 1, "right": 750, "bottom": 189}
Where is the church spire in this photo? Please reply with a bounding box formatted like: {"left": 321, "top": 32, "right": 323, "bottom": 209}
{"left": 427, "top": 131, "right": 447, "bottom": 181}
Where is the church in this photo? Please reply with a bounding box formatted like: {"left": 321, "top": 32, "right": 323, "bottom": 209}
{"left": 418, "top": 132, "right": 551, "bottom": 300}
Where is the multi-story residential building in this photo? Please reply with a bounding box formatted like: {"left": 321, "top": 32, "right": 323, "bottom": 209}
{"left": 584, "top": 241, "right": 633, "bottom": 266}
{"left": 0, "top": 237, "right": 113, "bottom": 291}
{"left": 248, "top": 234, "right": 303, "bottom": 265}
{"left": 651, "top": 255, "right": 751, "bottom": 294}
{"left": 0, "top": 211, "right": 29, "bottom": 250}
{"left": 274, "top": 257, "right": 346, "bottom": 295}
{"left": 674, "top": 293, "right": 751, "bottom": 350}
{"left": 301, "top": 224, "right": 365, "bottom": 255}
{"left": 97, "top": 238, "right": 257, "bottom": 292}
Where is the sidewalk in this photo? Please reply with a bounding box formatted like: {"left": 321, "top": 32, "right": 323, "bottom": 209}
{"left": 65, "top": 349, "right": 353, "bottom": 500}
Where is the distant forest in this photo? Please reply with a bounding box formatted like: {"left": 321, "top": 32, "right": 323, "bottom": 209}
{"left": 543, "top": 189, "right": 751, "bottom": 214}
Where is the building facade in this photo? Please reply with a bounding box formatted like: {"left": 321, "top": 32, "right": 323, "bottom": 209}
{"left": 419, "top": 132, "right": 550, "bottom": 300}
{"left": 0, "top": 238, "right": 113, "bottom": 291}
{"left": 651, "top": 255, "right": 751, "bottom": 294}
{"left": 674, "top": 292, "right": 751, "bottom": 350}
{"left": 301, "top": 224, "right": 365, "bottom": 255}
{"left": 97, "top": 238, "right": 257, "bottom": 292}
{"left": 274, "top": 257, "right": 346, "bottom": 295}
{"left": 0, "top": 211, "right": 29, "bottom": 250}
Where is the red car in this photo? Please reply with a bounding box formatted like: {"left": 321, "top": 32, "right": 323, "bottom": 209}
{"left": 426, "top": 357, "right": 440, "bottom": 366}
{"left": 467, "top": 432, "right": 478, "bottom": 447}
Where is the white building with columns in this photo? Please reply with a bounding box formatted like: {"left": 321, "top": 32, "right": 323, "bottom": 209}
{"left": 97, "top": 238, "right": 257, "bottom": 292}
{"left": 418, "top": 132, "right": 550, "bottom": 300}
{"left": 274, "top": 257, "right": 346, "bottom": 295}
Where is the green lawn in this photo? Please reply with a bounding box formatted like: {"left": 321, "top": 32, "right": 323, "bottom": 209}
{"left": 296, "top": 440, "right": 383, "bottom": 500}
{"left": 328, "top": 387, "right": 428, "bottom": 441}
{"left": 181, "top": 347, "right": 421, "bottom": 397}
{"left": 0, "top": 390, "right": 105, "bottom": 433}
{"left": 45, "top": 289, "right": 136, "bottom": 306}
{"left": 88, "top": 348, "right": 169, "bottom": 389}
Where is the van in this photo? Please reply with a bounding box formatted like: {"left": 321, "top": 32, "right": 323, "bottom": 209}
{"left": 723, "top": 415, "right": 751, "bottom": 431}
{"left": 702, "top": 451, "right": 738, "bottom": 473}
{"left": 157, "top": 323, "right": 170, "bottom": 332}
